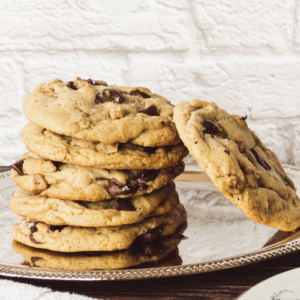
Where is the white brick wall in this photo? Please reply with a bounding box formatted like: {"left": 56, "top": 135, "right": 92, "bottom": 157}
{"left": 0, "top": 0, "right": 299, "bottom": 166}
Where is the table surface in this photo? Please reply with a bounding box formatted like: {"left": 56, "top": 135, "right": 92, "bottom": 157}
{"left": 1, "top": 166, "right": 299, "bottom": 300}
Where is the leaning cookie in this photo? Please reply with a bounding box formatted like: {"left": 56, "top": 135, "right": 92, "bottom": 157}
{"left": 10, "top": 183, "right": 179, "bottom": 227}
{"left": 22, "top": 78, "right": 180, "bottom": 147}
{"left": 174, "top": 100, "right": 300, "bottom": 232}
{"left": 11, "top": 204, "right": 187, "bottom": 252}
{"left": 12, "top": 237, "right": 181, "bottom": 270}
{"left": 10, "top": 152, "right": 184, "bottom": 201}
{"left": 21, "top": 123, "right": 188, "bottom": 170}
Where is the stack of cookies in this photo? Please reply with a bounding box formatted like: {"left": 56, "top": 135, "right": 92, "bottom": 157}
{"left": 9, "top": 78, "right": 188, "bottom": 270}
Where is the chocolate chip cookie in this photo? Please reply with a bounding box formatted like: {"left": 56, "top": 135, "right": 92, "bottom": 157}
{"left": 10, "top": 183, "right": 179, "bottom": 227}
{"left": 13, "top": 237, "right": 182, "bottom": 270}
{"left": 23, "top": 78, "right": 180, "bottom": 147}
{"left": 174, "top": 100, "right": 299, "bottom": 231}
{"left": 10, "top": 152, "right": 185, "bottom": 201}
{"left": 21, "top": 123, "right": 188, "bottom": 170}
{"left": 11, "top": 204, "right": 187, "bottom": 252}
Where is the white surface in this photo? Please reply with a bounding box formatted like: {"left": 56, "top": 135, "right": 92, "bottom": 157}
{"left": 238, "top": 268, "right": 300, "bottom": 300}
{"left": 0, "top": 279, "right": 101, "bottom": 300}
{"left": 0, "top": 1, "right": 299, "bottom": 166}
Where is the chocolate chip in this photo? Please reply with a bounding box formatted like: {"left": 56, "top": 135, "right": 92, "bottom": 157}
{"left": 87, "top": 78, "right": 108, "bottom": 86}
{"left": 109, "top": 198, "right": 136, "bottom": 211}
{"left": 130, "top": 90, "right": 151, "bottom": 98}
{"left": 202, "top": 120, "right": 216, "bottom": 134}
{"left": 278, "top": 173, "right": 290, "bottom": 187}
{"left": 87, "top": 78, "right": 95, "bottom": 85}
{"left": 29, "top": 233, "right": 41, "bottom": 244}
{"left": 250, "top": 149, "right": 271, "bottom": 171}
{"left": 67, "top": 81, "right": 77, "bottom": 90}
{"left": 28, "top": 222, "right": 38, "bottom": 233}
{"left": 103, "top": 89, "right": 124, "bottom": 103}
{"left": 135, "top": 170, "right": 159, "bottom": 183}
{"left": 95, "top": 93, "right": 104, "bottom": 104}
{"left": 173, "top": 161, "right": 185, "bottom": 177}
{"left": 10, "top": 159, "right": 24, "bottom": 176}
{"left": 31, "top": 257, "right": 42, "bottom": 264}
{"left": 138, "top": 183, "right": 148, "bottom": 190}
{"left": 49, "top": 225, "right": 67, "bottom": 232}
{"left": 132, "top": 239, "right": 164, "bottom": 257}
{"left": 107, "top": 179, "right": 138, "bottom": 197}
{"left": 137, "top": 105, "right": 159, "bottom": 116}
{"left": 28, "top": 222, "right": 41, "bottom": 244}
{"left": 139, "top": 226, "right": 163, "bottom": 243}
{"left": 22, "top": 261, "right": 31, "bottom": 266}
{"left": 241, "top": 115, "right": 248, "bottom": 120}
{"left": 224, "top": 150, "right": 230, "bottom": 155}
{"left": 95, "top": 177, "right": 106, "bottom": 181}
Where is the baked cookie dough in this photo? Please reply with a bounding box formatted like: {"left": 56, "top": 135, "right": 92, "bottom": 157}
{"left": 174, "top": 100, "right": 300, "bottom": 231}
{"left": 23, "top": 78, "right": 180, "bottom": 147}
{"left": 21, "top": 123, "right": 188, "bottom": 170}
{"left": 10, "top": 152, "right": 185, "bottom": 201}
{"left": 10, "top": 183, "right": 179, "bottom": 227}
{"left": 11, "top": 204, "right": 187, "bottom": 252}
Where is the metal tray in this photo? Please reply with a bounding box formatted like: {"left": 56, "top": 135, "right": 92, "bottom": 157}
{"left": 0, "top": 162, "right": 300, "bottom": 281}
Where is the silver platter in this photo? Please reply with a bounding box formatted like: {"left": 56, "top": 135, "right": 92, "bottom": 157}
{"left": 0, "top": 162, "right": 300, "bottom": 281}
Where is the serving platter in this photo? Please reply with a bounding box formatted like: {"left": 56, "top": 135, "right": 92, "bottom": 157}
{"left": 0, "top": 160, "right": 300, "bottom": 281}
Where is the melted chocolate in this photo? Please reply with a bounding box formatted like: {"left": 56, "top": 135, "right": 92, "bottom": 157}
{"left": 28, "top": 222, "right": 38, "bottom": 233}
{"left": 132, "top": 239, "right": 164, "bottom": 257}
{"left": 10, "top": 159, "right": 24, "bottom": 176}
{"left": 173, "top": 161, "right": 185, "bottom": 177}
{"left": 109, "top": 198, "right": 136, "bottom": 211}
{"left": 29, "top": 233, "right": 41, "bottom": 244}
{"left": 49, "top": 225, "right": 67, "bottom": 232}
{"left": 135, "top": 170, "right": 159, "bottom": 183}
{"left": 241, "top": 115, "right": 248, "bottom": 120}
{"left": 224, "top": 149, "right": 230, "bottom": 155}
{"left": 95, "top": 94, "right": 104, "bottom": 104}
{"left": 278, "top": 173, "right": 290, "bottom": 187}
{"left": 28, "top": 222, "right": 41, "bottom": 244}
{"left": 139, "top": 226, "right": 163, "bottom": 243}
{"left": 103, "top": 89, "right": 124, "bottom": 103}
{"left": 67, "top": 81, "right": 77, "bottom": 90}
{"left": 202, "top": 120, "right": 216, "bottom": 134}
{"left": 87, "top": 79, "right": 108, "bottom": 86}
{"left": 107, "top": 179, "right": 138, "bottom": 197}
{"left": 31, "top": 257, "right": 42, "bottom": 264}
{"left": 251, "top": 149, "right": 271, "bottom": 171}
{"left": 137, "top": 105, "right": 159, "bottom": 116}
{"left": 130, "top": 90, "right": 151, "bottom": 98}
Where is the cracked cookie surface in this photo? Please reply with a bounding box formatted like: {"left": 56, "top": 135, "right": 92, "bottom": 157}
{"left": 174, "top": 100, "right": 300, "bottom": 231}
{"left": 23, "top": 78, "right": 180, "bottom": 147}
{"left": 11, "top": 204, "right": 187, "bottom": 252}
{"left": 10, "top": 183, "right": 179, "bottom": 227}
{"left": 21, "top": 123, "right": 188, "bottom": 170}
{"left": 11, "top": 152, "right": 184, "bottom": 201}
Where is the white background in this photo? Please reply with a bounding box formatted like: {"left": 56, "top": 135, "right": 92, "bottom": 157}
{"left": 0, "top": 0, "right": 299, "bottom": 166}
